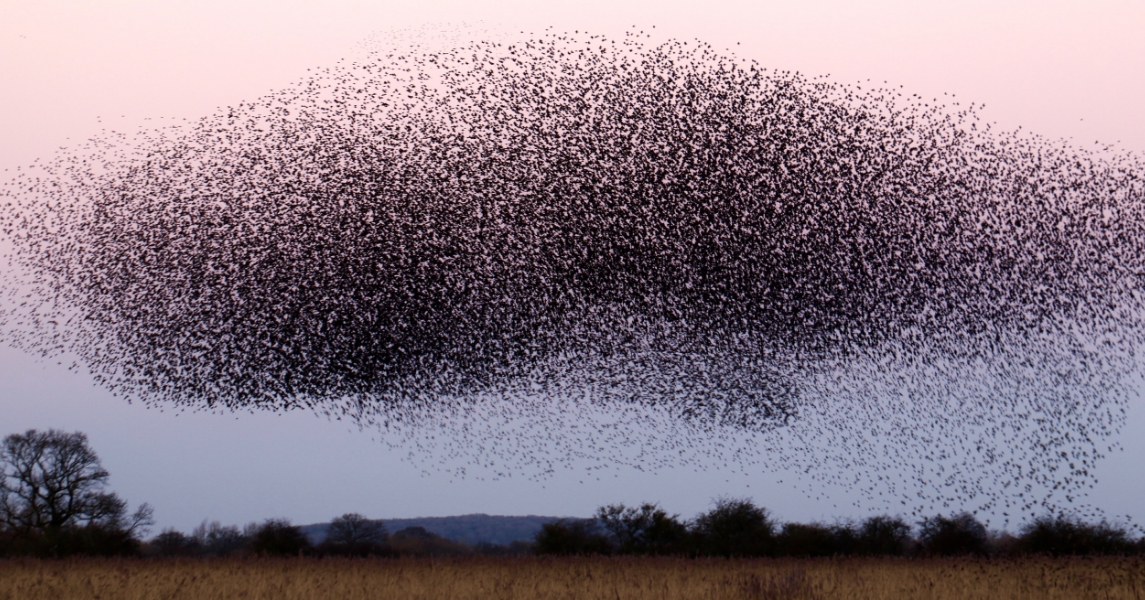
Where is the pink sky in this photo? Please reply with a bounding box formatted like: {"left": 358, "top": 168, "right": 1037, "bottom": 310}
{"left": 2, "top": 0, "right": 1143, "bottom": 532}
{"left": 3, "top": 0, "right": 1143, "bottom": 172}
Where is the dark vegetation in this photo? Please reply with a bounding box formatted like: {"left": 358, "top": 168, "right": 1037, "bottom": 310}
{"left": 533, "top": 500, "right": 1144, "bottom": 558}
{"left": 299, "top": 514, "right": 559, "bottom": 546}
{"left": 0, "top": 429, "right": 153, "bottom": 558}
{"left": 3, "top": 430, "right": 1141, "bottom": 559}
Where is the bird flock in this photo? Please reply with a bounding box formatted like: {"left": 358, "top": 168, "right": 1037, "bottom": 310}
{"left": 2, "top": 28, "right": 1143, "bottom": 521}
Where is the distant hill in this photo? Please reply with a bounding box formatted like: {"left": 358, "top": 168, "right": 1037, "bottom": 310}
{"left": 300, "top": 514, "right": 568, "bottom": 546}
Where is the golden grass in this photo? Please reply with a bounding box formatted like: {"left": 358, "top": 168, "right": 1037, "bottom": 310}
{"left": 0, "top": 556, "right": 1141, "bottom": 600}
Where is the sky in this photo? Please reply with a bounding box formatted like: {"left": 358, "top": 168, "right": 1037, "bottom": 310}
{"left": 1, "top": 0, "right": 1143, "bottom": 534}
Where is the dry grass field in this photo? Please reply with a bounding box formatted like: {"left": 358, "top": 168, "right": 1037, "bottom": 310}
{"left": 0, "top": 556, "right": 1141, "bottom": 600}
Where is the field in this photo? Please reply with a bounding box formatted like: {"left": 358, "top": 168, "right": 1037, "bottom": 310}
{"left": 1, "top": 556, "right": 1143, "bottom": 600}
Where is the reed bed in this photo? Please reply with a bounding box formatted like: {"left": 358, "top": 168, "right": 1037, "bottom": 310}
{"left": 0, "top": 556, "right": 1141, "bottom": 600}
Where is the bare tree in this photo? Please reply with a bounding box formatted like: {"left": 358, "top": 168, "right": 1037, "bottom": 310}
{"left": 0, "top": 430, "right": 152, "bottom": 545}
{"left": 596, "top": 503, "right": 686, "bottom": 555}
{"left": 326, "top": 513, "right": 387, "bottom": 545}
{"left": 192, "top": 520, "right": 250, "bottom": 556}
{"left": 321, "top": 513, "right": 388, "bottom": 556}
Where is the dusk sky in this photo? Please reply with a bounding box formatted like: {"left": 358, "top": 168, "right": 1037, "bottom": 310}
{"left": 2, "top": 0, "right": 1143, "bottom": 534}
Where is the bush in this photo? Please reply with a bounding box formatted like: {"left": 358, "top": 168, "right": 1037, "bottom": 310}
{"left": 149, "top": 529, "right": 201, "bottom": 557}
{"left": 596, "top": 503, "right": 687, "bottom": 555}
{"left": 250, "top": 519, "right": 312, "bottom": 556}
{"left": 319, "top": 513, "right": 389, "bottom": 557}
{"left": 857, "top": 516, "right": 912, "bottom": 556}
{"left": 918, "top": 512, "right": 988, "bottom": 556}
{"left": 389, "top": 526, "right": 470, "bottom": 556}
{"left": 989, "top": 531, "right": 1021, "bottom": 556}
{"left": 0, "top": 529, "right": 12, "bottom": 556}
{"left": 533, "top": 519, "right": 612, "bottom": 556}
{"left": 192, "top": 521, "right": 250, "bottom": 556}
{"left": 473, "top": 540, "right": 534, "bottom": 556}
{"left": 692, "top": 498, "right": 775, "bottom": 557}
{"left": 1017, "top": 515, "right": 1136, "bottom": 556}
{"left": 776, "top": 523, "right": 838, "bottom": 557}
{"left": 58, "top": 524, "right": 143, "bottom": 556}
{"left": 828, "top": 522, "right": 861, "bottom": 555}
{"left": 3, "top": 524, "right": 142, "bottom": 557}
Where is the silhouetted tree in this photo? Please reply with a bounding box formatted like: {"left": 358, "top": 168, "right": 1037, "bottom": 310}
{"left": 918, "top": 512, "right": 988, "bottom": 556}
{"left": 250, "top": 519, "right": 312, "bottom": 556}
{"left": 828, "top": 522, "right": 861, "bottom": 555}
{"left": 1017, "top": 514, "right": 1135, "bottom": 556}
{"left": 320, "top": 513, "right": 389, "bottom": 556}
{"left": 596, "top": 503, "right": 687, "bottom": 555}
{"left": 692, "top": 498, "right": 774, "bottom": 557}
{"left": 533, "top": 519, "right": 612, "bottom": 555}
{"left": 857, "top": 516, "right": 912, "bottom": 556}
{"left": 0, "top": 429, "right": 152, "bottom": 556}
{"left": 191, "top": 520, "right": 250, "bottom": 556}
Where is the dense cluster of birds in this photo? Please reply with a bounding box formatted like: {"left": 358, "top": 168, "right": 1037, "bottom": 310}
{"left": 2, "top": 27, "right": 1143, "bottom": 521}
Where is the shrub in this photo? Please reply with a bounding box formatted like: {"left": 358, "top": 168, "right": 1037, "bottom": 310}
{"left": 776, "top": 523, "right": 838, "bottom": 557}
{"left": 1017, "top": 514, "right": 1135, "bottom": 556}
{"left": 473, "top": 540, "right": 534, "bottom": 556}
{"left": 828, "top": 522, "right": 861, "bottom": 555}
{"left": 533, "top": 519, "right": 612, "bottom": 555}
{"left": 3, "top": 524, "right": 143, "bottom": 557}
{"left": 918, "top": 512, "right": 988, "bottom": 556}
{"left": 857, "top": 516, "right": 912, "bottom": 556}
{"left": 192, "top": 521, "right": 250, "bottom": 556}
{"left": 149, "top": 529, "right": 201, "bottom": 557}
{"left": 250, "top": 519, "right": 312, "bottom": 556}
{"left": 0, "top": 529, "right": 12, "bottom": 556}
{"left": 59, "top": 524, "right": 143, "bottom": 556}
{"left": 319, "top": 513, "right": 389, "bottom": 557}
{"left": 989, "top": 531, "right": 1021, "bottom": 556}
{"left": 596, "top": 503, "right": 687, "bottom": 555}
{"left": 692, "top": 498, "right": 775, "bottom": 557}
{"left": 389, "top": 526, "right": 470, "bottom": 556}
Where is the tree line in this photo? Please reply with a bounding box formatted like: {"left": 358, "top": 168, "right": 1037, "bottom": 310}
{"left": 145, "top": 515, "right": 502, "bottom": 558}
{"left": 3, "top": 429, "right": 1142, "bottom": 558}
{"left": 534, "top": 499, "right": 1145, "bottom": 558}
